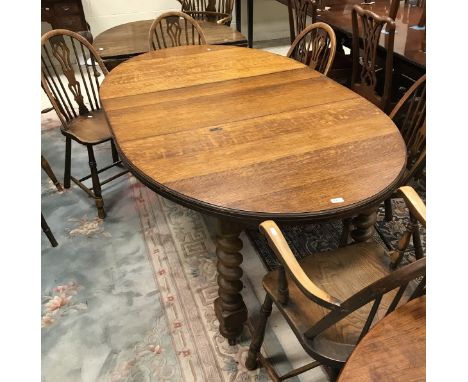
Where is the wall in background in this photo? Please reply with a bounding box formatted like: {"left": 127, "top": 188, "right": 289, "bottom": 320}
{"left": 42, "top": 0, "right": 290, "bottom": 43}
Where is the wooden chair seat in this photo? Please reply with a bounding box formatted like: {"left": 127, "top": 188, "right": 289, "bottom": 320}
{"left": 263, "top": 242, "right": 406, "bottom": 364}
{"left": 63, "top": 110, "right": 112, "bottom": 145}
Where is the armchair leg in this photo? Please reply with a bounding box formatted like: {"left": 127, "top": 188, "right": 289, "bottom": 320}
{"left": 246, "top": 294, "right": 273, "bottom": 370}
{"left": 64, "top": 137, "right": 72, "bottom": 189}
{"left": 411, "top": 215, "right": 424, "bottom": 260}
{"left": 87, "top": 145, "right": 106, "bottom": 219}
{"left": 339, "top": 218, "right": 352, "bottom": 247}
{"left": 384, "top": 198, "right": 393, "bottom": 221}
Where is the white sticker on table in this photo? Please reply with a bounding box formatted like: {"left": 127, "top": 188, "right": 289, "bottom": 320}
{"left": 330, "top": 197, "right": 344, "bottom": 204}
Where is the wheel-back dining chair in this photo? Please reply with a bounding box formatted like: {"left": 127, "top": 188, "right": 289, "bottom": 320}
{"left": 287, "top": 22, "right": 336, "bottom": 76}
{"left": 287, "top": 0, "right": 317, "bottom": 44}
{"left": 179, "top": 0, "right": 234, "bottom": 25}
{"left": 245, "top": 187, "right": 426, "bottom": 381}
{"left": 41, "top": 29, "right": 129, "bottom": 219}
{"left": 383, "top": 75, "right": 426, "bottom": 267}
{"left": 148, "top": 11, "right": 207, "bottom": 51}
{"left": 341, "top": 76, "right": 425, "bottom": 250}
{"left": 351, "top": 5, "right": 396, "bottom": 113}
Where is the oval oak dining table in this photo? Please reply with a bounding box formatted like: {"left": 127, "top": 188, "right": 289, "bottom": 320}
{"left": 94, "top": 20, "right": 247, "bottom": 69}
{"left": 338, "top": 295, "right": 426, "bottom": 381}
{"left": 100, "top": 45, "right": 407, "bottom": 345}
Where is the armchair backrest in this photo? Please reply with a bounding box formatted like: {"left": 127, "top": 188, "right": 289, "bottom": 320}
{"left": 304, "top": 257, "right": 425, "bottom": 341}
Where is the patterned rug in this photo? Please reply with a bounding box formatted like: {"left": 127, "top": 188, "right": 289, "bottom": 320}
{"left": 41, "top": 117, "right": 301, "bottom": 382}
{"left": 42, "top": 110, "right": 425, "bottom": 381}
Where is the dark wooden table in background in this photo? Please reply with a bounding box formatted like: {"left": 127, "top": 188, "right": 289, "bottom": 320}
{"left": 239, "top": 0, "right": 425, "bottom": 79}
{"left": 100, "top": 45, "right": 407, "bottom": 344}
{"left": 338, "top": 296, "right": 426, "bottom": 381}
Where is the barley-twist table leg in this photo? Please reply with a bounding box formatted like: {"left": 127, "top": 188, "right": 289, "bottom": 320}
{"left": 350, "top": 208, "right": 378, "bottom": 243}
{"left": 214, "top": 219, "right": 248, "bottom": 345}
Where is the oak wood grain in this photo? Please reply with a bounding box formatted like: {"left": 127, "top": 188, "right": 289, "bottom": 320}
{"left": 100, "top": 45, "right": 407, "bottom": 222}
{"left": 338, "top": 296, "right": 425, "bottom": 382}
{"left": 94, "top": 19, "right": 247, "bottom": 59}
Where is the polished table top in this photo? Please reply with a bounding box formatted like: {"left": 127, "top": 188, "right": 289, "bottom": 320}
{"left": 94, "top": 20, "right": 247, "bottom": 59}
{"left": 100, "top": 45, "right": 406, "bottom": 223}
{"left": 274, "top": 0, "right": 426, "bottom": 68}
{"left": 318, "top": 0, "right": 426, "bottom": 68}
{"left": 338, "top": 295, "right": 426, "bottom": 381}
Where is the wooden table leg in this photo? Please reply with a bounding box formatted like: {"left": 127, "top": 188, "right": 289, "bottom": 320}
{"left": 247, "top": 0, "right": 253, "bottom": 48}
{"left": 235, "top": 0, "right": 241, "bottom": 32}
{"left": 350, "top": 208, "right": 377, "bottom": 243}
{"left": 214, "top": 218, "right": 248, "bottom": 345}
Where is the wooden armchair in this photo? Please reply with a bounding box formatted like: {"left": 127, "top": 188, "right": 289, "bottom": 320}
{"left": 246, "top": 187, "right": 426, "bottom": 380}
{"left": 351, "top": 5, "right": 396, "bottom": 113}
{"left": 287, "top": 0, "right": 317, "bottom": 44}
{"left": 41, "top": 29, "right": 128, "bottom": 219}
{"left": 148, "top": 11, "right": 207, "bottom": 51}
{"left": 179, "top": 0, "right": 234, "bottom": 25}
{"left": 287, "top": 22, "right": 336, "bottom": 76}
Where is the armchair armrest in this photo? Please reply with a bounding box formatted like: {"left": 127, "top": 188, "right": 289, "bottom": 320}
{"left": 260, "top": 220, "right": 342, "bottom": 310}
{"left": 397, "top": 186, "right": 426, "bottom": 227}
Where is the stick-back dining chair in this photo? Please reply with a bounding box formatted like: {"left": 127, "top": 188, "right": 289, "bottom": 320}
{"left": 148, "top": 11, "right": 207, "bottom": 51}
{"left": 287, "top": 22, "right": 336, "bottom": 76}
{"left": 351, "top": 5, "right": 396, "bottom": 113}
{"left": 287, "top": 0, "right": 318, "bottom": 44}
{"left": 245, "top": 187, "right": 426, "bottom": 381}
{"left": 179, "top": 0, "right": 234, "bottom": 25}
{"left": 41, "top": 29, "right": 128, "bottom": 219}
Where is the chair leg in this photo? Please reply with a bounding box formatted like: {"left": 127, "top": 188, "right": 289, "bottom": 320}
{"left": 110, "top": 139, "right": 121, "bottom": 165}
{"left": 87, "top": 145, "right": 106, "bottom": 219}
{"left": 339, "top": 218, "right": 352, "bottom": 247}
{"left": 41, "top": 214, "right": 58, "bottom": 247}
{"left": 411, "top": 215, "right": 424, "bottom": 260}
{"left": 64, "top": 137, "right": 72, "bottom": 189}
{"left": 41, "top": 155, "right": 63, "bottom": 192}
{"left": 246, "top": 294, "right": 273, "bottom": 370}
{"left": 321, "top": 365, "right": 341, "bottom": 382}
{"left": 384, "top": 198, "right": 393, "bottom": 221}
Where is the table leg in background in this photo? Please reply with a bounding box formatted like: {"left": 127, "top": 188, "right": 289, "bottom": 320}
{"left": 248, "top": 0, "right": 253, "bottom": 48}
{"left": 351, "top": 208, "right": 378, "bottom": 243}
{"left": 235, "top": 0, "right": 242, "bottom": 32}
{"left": 214, "top": 218, "right": 248, "bottom": 345}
